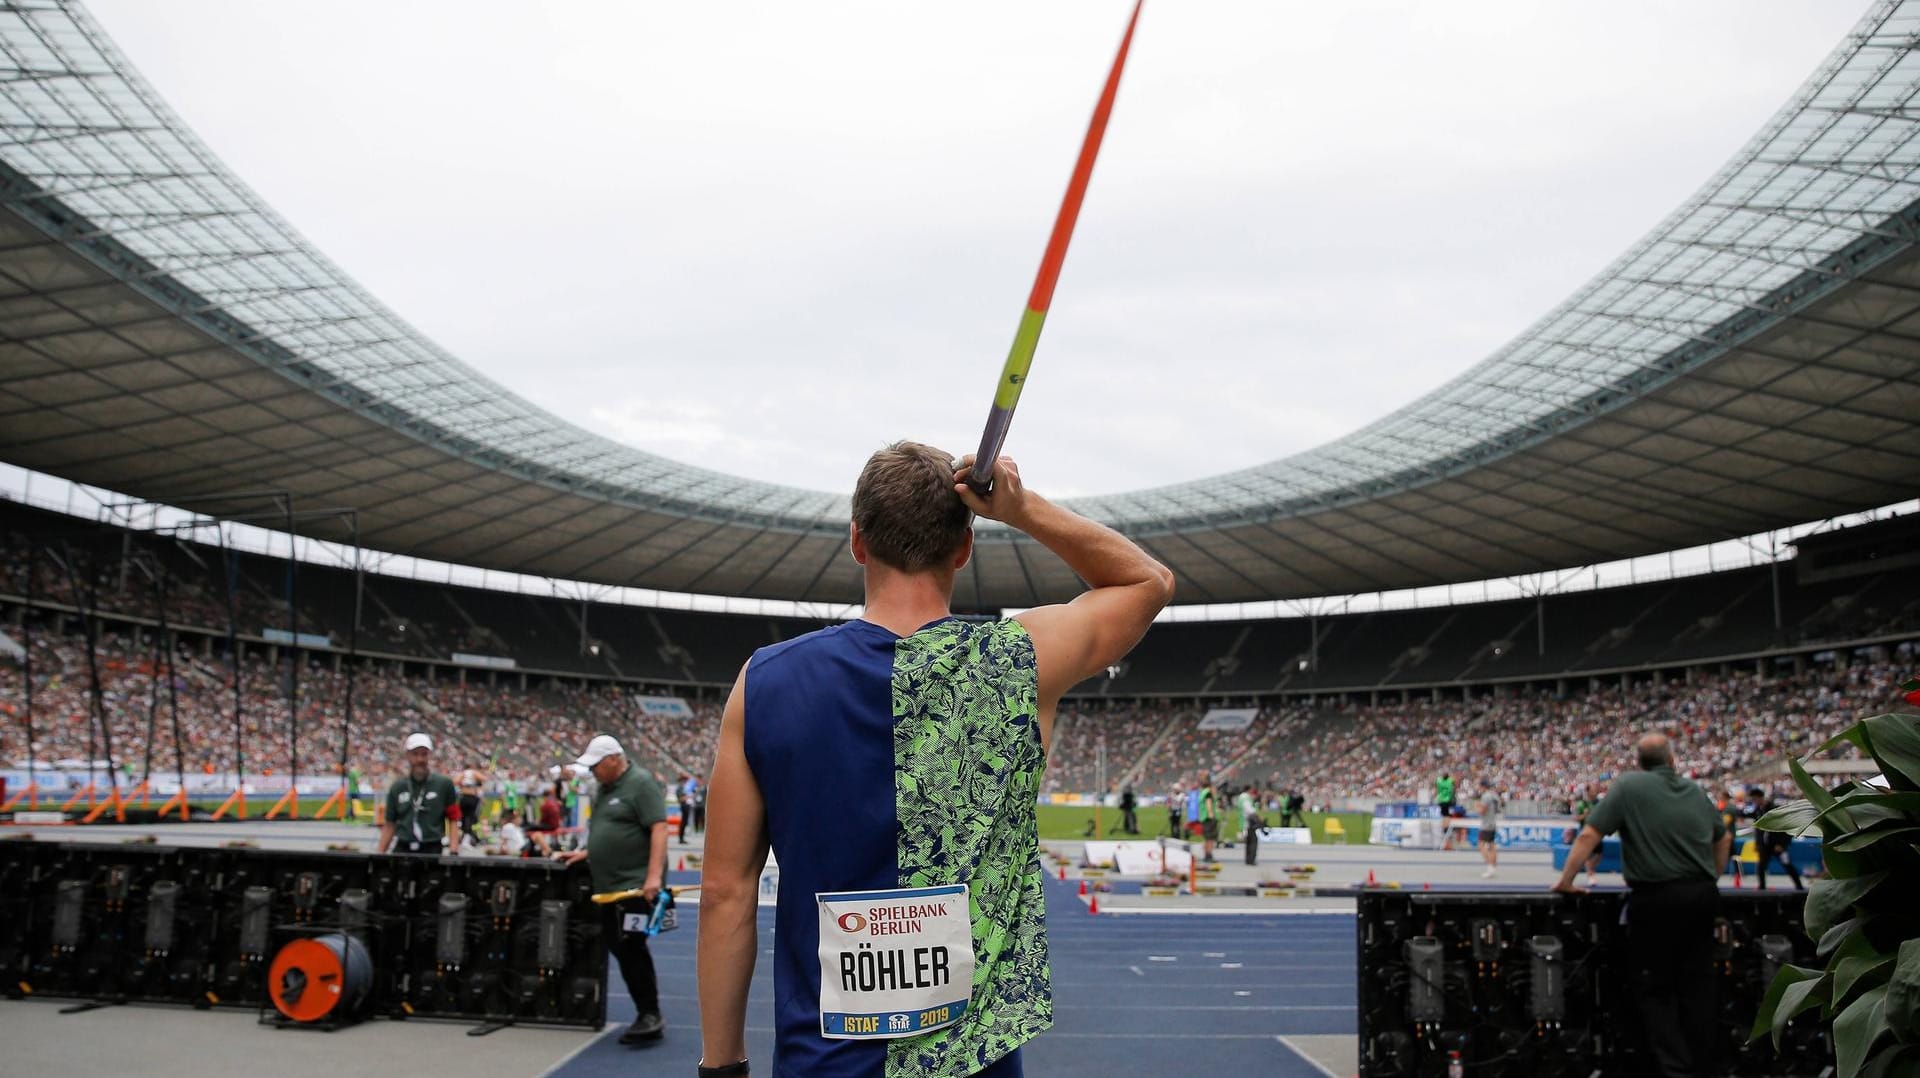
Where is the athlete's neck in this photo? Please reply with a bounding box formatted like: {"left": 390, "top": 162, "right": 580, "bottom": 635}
{"left": 861, "top": 564, "right": 954, "bottom": 637}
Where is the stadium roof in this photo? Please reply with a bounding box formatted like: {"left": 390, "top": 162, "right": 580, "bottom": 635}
{"left": 2, "top": 0, "right": 1920, "bottom": 606}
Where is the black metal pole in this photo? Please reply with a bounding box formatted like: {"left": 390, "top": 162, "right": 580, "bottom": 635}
{"left": 21, "top": 538, "right": 37, "bottom": 801}
{"left": 141, "top": 561, "right": 160, "bottom": 785}
{"left": 58, "top": 541, "right": 118, "bottom": 794}
{"left": 217, "top": 529, "right": 245, "bottom": 789}
{"left": 160, "top": 559, "right": 186, "bottom": 798}
{"left": 284, "top": 496, "right": 300, "bottom": 797}
{"left": 1537, "top": 594, "right": 1547, "bottom": 658}
{"left": 1770, "top": 539, "right": 1784, "bottom": 639}
{"left": 341, "top": 512, "right": 360, "bottom": 808}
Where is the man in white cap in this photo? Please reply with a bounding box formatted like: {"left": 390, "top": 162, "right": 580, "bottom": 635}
{"left": 556, "top": 734, "right": 669, "bottom": 1045}
{"left": 378, "top": 733, "right": 460, "bottom": 855}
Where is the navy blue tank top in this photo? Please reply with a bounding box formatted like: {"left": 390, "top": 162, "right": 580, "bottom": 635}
{"left": 743, "top": 617, "right": 1048, "bottom": 1078}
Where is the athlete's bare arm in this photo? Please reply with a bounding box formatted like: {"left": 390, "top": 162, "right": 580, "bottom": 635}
{"left": 955, "top": 456, "right": 1175, "bottom": 745}
{"left": 697, "top": 664, "right": 769, "bottom": 1070}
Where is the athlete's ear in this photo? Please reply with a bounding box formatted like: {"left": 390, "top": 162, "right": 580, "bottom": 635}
{"left": 849, "top": 521, "right": 869, "bottom": 566}
{"left": 952, "top": 527, "right": 973, "bottom": 571}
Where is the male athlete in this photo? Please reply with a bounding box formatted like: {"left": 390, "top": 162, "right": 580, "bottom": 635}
{"left": 696, "top": 445, "right": 1175, "bottom": 1078}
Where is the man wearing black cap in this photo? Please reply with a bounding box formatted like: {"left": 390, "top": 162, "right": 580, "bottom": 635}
{"left": 556, "top": 734, "right": 669, "bottom": 1045}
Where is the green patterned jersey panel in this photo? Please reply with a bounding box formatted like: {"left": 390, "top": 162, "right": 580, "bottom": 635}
{"left": 887, "top": 617, "right": 1050, "bottom": 1078}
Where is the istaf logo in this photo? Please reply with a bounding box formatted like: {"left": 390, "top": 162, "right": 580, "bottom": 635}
{"left": 837, "top": 911, "right": 868, "bottom": 934}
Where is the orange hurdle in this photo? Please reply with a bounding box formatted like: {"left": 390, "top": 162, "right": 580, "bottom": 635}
{"left": 0, "top": 782, "right": 41, "bottom": 812}
{"left": 211, "top": 788, "right": 248, "bottom": 821}
{"left": 61, "top": 783, "right": 97, "bottom": 814}
{"left": 156, "top": 787, "right": 190, "bottom": 822}
{"left": 265, "top": 786, "right": 300, "bottom": 820}
{"left": 80, "top": 784, "right": 128, "bottom": 824}
{"left": 312, "top": 786, "right": 348, "bottom": 821}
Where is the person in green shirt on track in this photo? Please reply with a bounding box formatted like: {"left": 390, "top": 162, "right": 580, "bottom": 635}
{"left": 1199, "top": 777, "right": 1219, "bottom": 863}
{"left": 1570, "top": 782, "right": 1602, "bottom": 886}
{"left": 1553, "top": 733, "right": 1728, "bottom": 1077}
{"left": 555, "top": 734, "right": 669, "bottom": 1047}
{"left": 378, "top": 732, "right": 459, "bottom": 855}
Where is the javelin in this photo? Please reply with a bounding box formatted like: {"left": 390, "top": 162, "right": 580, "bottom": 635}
{"left": 967, "top": 0, "right": 1144, "bottom": 495}
{"left": 590, "top": 884, "right": 700, "bottom": 904}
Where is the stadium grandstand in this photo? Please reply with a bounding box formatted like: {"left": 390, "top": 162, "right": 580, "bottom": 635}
{"left": 0, "top": 0, "right": 1916, "bottom": 827}
{"left": 3, "top": 1, "right": 1920, "bottom": 1075}
{"left": 4, "top": 494, "right": 1916, "bottom": 805}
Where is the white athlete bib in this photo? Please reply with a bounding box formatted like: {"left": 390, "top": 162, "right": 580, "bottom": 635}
{"left": 816, "top": 883, "right": 974, "bottom": 1040}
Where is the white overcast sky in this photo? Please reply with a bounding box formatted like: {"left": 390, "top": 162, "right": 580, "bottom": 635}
{"left": 86, "top": 0, "right": 1867, "bottom": 499}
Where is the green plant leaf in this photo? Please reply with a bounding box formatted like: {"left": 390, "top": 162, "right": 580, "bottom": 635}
{"left": 1829, "top": 930, "right": 1885, "bottom": 1017}
{"left": 1863, "top": 714, "right": 1920, "bottom": 791}
{"left": 1888, "top": 938, "right": 1920, "bottom": 1045}
{"left": 1833, "top": 790, "right": 1920, "bottom": 812}
{"left": 1835, "top": 984, "right": 1890, "bottom": 1078}
{"left": 1848, "top": 800, "right": 1920, "bottom": 829}
{"left": 1757, "top": 799, "right": 1823, "bottom": 836}
{"left": 1796, "top": 754, "right": 1857, "bottom": 831}
{"left": 1816, "top": 724, "right": 1875, "bottom": 760}
{"left": 1808, "top": 874, "right": 1889, "bottom": 943}
{"left": 1860, "top": 1045, "right": 1920, "bottom": 1078}
{"left": 1752, "top": 964, "right": 1828, "bottom": 1047}
{"left": 1836, "top": 953, "right": 1897, "bottom": 1010}
{"left": 1830, "top": 826, "right": 1920, "bottom": 853}
{"left": 1821, "top": 916, "right": 1867, "bottom": 961}
{"left": 1825, "top": 842, "right": 1871, "bottom": 881}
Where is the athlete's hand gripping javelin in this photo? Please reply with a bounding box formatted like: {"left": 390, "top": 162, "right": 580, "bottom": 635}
{"left": 953, "top": 455, "right": 1031, "bottom": 526}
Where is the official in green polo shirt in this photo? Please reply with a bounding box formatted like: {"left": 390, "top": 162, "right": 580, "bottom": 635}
{"left": 556, "top": 734, "right": 669, "bottom": 1046}
{"left": 378, "top": 732, "right": 460, "bottom": 855}
{"left": 1552, "top": 733, "right": 1728, "bottom": 1077}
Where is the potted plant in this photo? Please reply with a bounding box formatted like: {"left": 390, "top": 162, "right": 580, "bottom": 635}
{"left": 1750, "top": 675, "right": 1920, "bottom": 1078}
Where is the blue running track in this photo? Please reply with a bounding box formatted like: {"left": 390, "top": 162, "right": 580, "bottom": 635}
{"left": 549, "top": 874, "right": 1355, "bottom": 1076}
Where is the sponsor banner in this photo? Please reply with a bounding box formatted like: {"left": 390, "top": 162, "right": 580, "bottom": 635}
{"left": 1, "top": 770, "right": 367, "bottom": 799}
{"left": 638, "top": 696, "right": 693, "bottom": 719}
{"left": 1371, "top": 816, "right": 1576, "bottom": 849}
{"left": 1197, "top": 707, "right": 1258, "bottom": 732}
{"left": 1085, "top": 840, "right": 1193, "bottom": 875}
{"left": 1491, "top": 819, "right": 1577, "bottom": 850}
{"left": 452, "top": 652, "right": 518, "bottom": 670}
{"left": 1370, "top": 818, "right": 1442, "bottom": 848}
{"left": 1553, "top": 834, "right": 1822, "bottom": 875}
{"left": 1255, "top": 827, "right": 1314, "bottom": 845}
{"left": 1374, "top": 801, "right": 1442, "bottom": 819}
{"left": 1122, "top": 843, "right": 1193, "bottom": 875}
{"left": 262, "top": 627, "right": 334, "bottom": 649}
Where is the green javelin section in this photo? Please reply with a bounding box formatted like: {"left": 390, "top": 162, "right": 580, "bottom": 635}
{"left": 993, "top": 306, "right": 1050, "bottom": 410}
{"left": 888, "top": 618, "right": 1051, "bottom": 1078}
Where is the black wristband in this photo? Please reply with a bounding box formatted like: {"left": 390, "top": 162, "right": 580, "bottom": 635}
{"left": 698, "top": 1062, "right": 749, "bottom": 1078}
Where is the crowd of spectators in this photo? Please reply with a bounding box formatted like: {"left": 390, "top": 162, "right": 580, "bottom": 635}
{"left": 1128, "top": 706, "right": 1312, "bottom": 792}
{"left": 4, "top": 616, "right": 1912, "bottom": 812}
{"left": 0, "top": 625, "right": 719, "bottom": 792}
{"left": 1043, "top": 701, "right": 1182, "bottom": 794}
{"left": 1233, "top": 659, "right": 1906, "bottom": 807}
